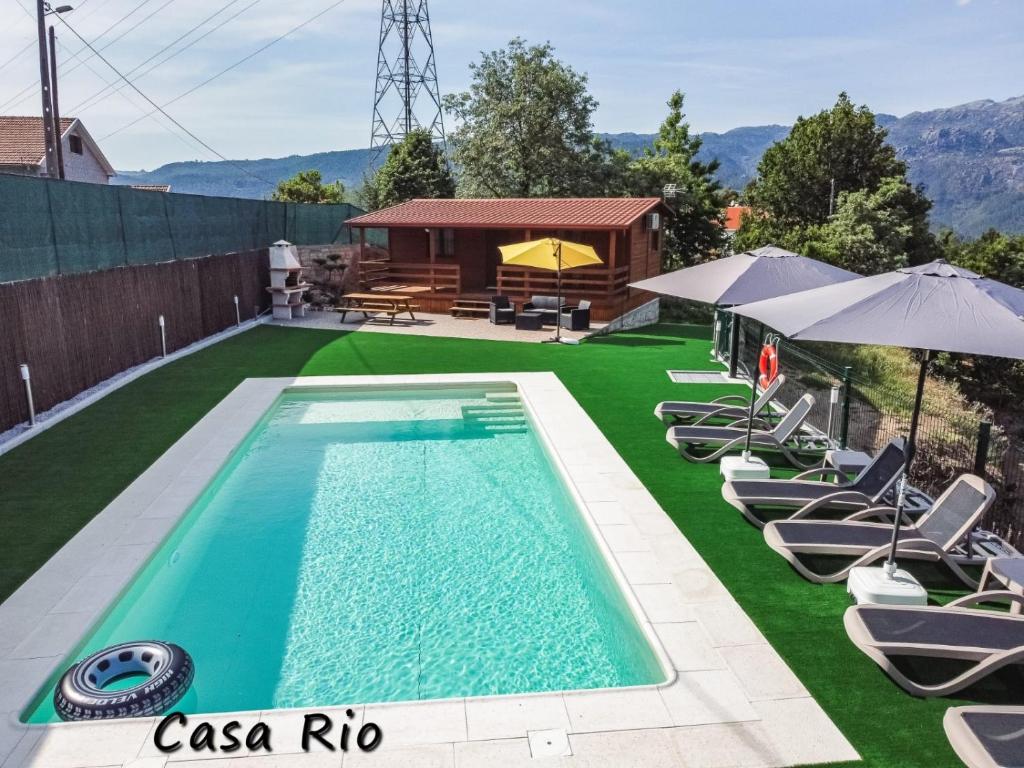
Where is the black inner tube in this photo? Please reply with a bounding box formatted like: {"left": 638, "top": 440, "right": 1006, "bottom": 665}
{"left": 55, "top": 641, "right": 193, "bottom": 721}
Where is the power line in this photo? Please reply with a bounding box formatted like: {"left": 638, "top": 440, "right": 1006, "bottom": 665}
{"left": 0, "top": 0, "right": 173, "bottom": 111}
{"left": 100, "top": 0, "right": 348, "bottom": 141}
{"left": 0, "top": 40, "right": 36, "bottom": 75}
{"left": 54, "top": 14, "right": 277, "bottom": 185}
{"left": 69, "top": 0, "right": 248, "bottom": 113}
{"left": 65, "top": 36, "right": 216, "bottom": 160}
{"left": 69, "top": 0, "right": 261, "bottom": 115}
{"left": 11, "top": 0, "right": 35, "bottom": 21}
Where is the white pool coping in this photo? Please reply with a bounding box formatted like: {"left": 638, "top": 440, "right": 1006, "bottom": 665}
{"left": 0, "top": 373, "right": 858, "bottom": 768}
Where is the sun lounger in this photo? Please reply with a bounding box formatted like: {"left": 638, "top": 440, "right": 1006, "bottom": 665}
{"left": 721, "top": 438, "right": 908, "bottom": 528}
{"left": 845, "top": 590, "right": 1024, "bottom": 697}
{"left": 764, "top": 474, "right": 995, "bottom": 586}
{"left": 654, "top": 374, "right": 786, "bottom": 426}
{"left": 944, "top": 705, "right": 1024, "bottom": 767}
{"left": 665, "top": 394, "right": 827, "bottom": 469}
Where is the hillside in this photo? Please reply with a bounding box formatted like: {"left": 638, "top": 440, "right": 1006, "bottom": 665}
{"left": 115, "top": 147, "right": 381, "bottom": 200}
{"left": 600, "top": 125, "right": 791, "bottom": 192}
{"left": 114, "top": 95, "right": 1024, "bottom": 236}
{"left": 885, "top": 96, "right": 1024, "bottom": 236}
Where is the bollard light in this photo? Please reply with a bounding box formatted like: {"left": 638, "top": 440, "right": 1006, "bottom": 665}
{"left": 19, "top": 363, "right": 36, "bottom": 426}
{"left": 233, "top": 295, "right": 241, "bottom": 326}
{"left": 827, "top": 384, "right": 841, "bottom": 441}
{"left": 158, "top": 315, "right": 167, "bottom": 358}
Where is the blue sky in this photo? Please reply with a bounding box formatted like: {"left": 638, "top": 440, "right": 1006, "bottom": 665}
{"left": 1, "top": 0, "right": 1022, "bottom": 170}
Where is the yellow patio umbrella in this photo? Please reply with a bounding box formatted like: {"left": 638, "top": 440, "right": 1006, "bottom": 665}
{"left": 499, "top": 237, "right": 602, "bottom": 343}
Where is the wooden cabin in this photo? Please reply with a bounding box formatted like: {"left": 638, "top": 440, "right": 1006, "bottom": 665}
{"left": 345, "top": 198, "right": 669, "bottom": 321}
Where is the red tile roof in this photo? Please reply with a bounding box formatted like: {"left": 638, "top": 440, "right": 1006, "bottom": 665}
{"left": 347, "top": 198, "right": 667, "bottom": 230}
{"left": 723, "top": 205, "right": 751, "bottom": 232}
{"left": 0, "top": 116, "right": 75, "bottom": 165}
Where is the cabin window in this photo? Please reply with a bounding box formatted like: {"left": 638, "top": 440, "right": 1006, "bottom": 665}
{"left": 68, "top": 134, "right": 83, "bottom": 155}
{"left": 432, "top": 228, "right": 456, "bottom": 257}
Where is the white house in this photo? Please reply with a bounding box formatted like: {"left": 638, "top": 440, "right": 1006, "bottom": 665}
{"left": 0, "top": 116, "right": 115, "bottom": 183}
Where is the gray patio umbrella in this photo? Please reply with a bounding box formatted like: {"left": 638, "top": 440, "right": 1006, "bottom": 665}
{"left": 629, "top": 245, "right": 860, "bottom": 306}
{"left": 630, "top": 246, "right": 860, "bottom": 376}
{"left": 631, "top": 246, "right": 861, "bottom": 455}
{"left": 731, "top": 259, "right": 1024, "bottom": 573}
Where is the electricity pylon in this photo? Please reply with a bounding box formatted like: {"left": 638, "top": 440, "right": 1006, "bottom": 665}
{"left": 370, "top": 0, "right": 445, "bottom": 160}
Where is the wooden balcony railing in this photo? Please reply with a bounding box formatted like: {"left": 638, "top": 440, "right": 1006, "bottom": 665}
{"left": 361, "top": 261, "right": 461, "bottom": 293}
{"left": 497, "top": 264, "right": 629, "bottom": 300}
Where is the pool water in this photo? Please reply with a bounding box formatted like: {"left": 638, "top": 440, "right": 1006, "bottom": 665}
{"left": 26, "top": 385, "right": 663, "bottom": 722}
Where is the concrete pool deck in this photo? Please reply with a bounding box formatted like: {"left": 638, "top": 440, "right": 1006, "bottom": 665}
{"left": 0, "top": 373, "right": 857, "bottom": 768}
{"left": 268, "top": 311, "right": 606, "bottom": 343}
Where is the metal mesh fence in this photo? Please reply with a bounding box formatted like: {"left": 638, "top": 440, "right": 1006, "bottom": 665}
{"left": 0, "top": 174, "right": 367, "bottom": 283}
{"left": 729, "top": 316, "right": 1024, "bottom": 549}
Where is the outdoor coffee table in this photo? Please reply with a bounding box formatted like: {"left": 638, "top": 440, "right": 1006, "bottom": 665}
{"left": 979, "top": 557, "right": 1024, "bottom": 614}
{"left": 515, "top": 312, "right": 543, "bottom": 331}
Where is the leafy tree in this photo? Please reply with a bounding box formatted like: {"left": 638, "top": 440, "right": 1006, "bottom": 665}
{"left": 933, "top": 230, "right": 1024, "bottom": 420}
{"left": 355, "top": 170, "right": 382, "bottom": 212}
{"left": 802, "top": 176, "right": 924, "bottom": 274}
{"left": 443, "top": 39, "right": 607, "bottom": 197}
{"left": 272, "top": 170, "right": 345, "bottom": 204}
{"left": 735, "top": 93, "right": 936, "bottom": 268}
{"left": 612, "top": 91, "right": 727, "bottom": 268}
{"left": 943, "top": 228, "right": 1024, "bottom": 287}
{"left": 366, "top": 129, "right": 455, "bottom": 209}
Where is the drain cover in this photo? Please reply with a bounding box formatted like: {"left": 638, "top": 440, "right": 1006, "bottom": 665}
{"left": 528, "top": 728, "right": 572, "bottom": 758}
{"left": 667, "top": 370, "right": 737, "bottom": 384}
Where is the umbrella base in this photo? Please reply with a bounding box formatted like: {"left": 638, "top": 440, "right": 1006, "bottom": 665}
{"left": 720, "top": 454, "right": 770, "bottom": 481}
{"left": 848, "top": 566, "right": 927, "bottom": 606}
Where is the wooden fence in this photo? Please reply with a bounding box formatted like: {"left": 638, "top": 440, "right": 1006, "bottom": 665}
{"left": 0, "top": 250, "right": 269, "bottom": 433}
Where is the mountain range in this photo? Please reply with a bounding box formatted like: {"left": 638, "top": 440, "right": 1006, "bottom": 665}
{"left": 114, "top": 95, "right": 1024, "bottom": 236}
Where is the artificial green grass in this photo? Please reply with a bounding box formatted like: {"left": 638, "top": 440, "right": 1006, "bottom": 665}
{"left": 0, "top": 323, "right": 998, "bottom": 767}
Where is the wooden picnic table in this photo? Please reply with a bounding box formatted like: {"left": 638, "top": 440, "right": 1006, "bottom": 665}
{"left": 369, "top": 284, "right": 432, "bottom": 295}
{"left": 338, "top": 293, "right": 419, "bottom": 325}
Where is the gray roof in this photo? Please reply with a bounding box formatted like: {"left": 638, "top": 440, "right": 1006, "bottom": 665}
{"left": 628, "top": 246, "right": 861, "bottom": 306}
{"left": 731, "top": 259, "right": 1024, "bottom": 359}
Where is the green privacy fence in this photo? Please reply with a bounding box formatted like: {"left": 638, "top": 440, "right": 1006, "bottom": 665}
{"left": 0, "top": 174, "right": 369, "bottom": 283}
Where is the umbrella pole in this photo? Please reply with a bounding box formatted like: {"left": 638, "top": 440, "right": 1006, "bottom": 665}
{"left": 743, "top": 324, "right": 765, "bottom": 458}
{"left": 884, "top": 350, "right": 931, "bottom": 577}
{"left": 555, "top": 245, "right": 562, "bottom": 343}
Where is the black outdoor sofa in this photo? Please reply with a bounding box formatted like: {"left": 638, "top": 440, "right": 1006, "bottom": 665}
{"left": 519, "top": 295, "right": 591, "bottom": 330}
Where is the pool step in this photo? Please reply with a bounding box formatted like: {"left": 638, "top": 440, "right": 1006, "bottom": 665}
{"left": 463, "top": 404, "right": 524, "bottom": 415}
{"left": 463, "top": 400, "right": 527, "bottom": 433}
{"left": 485, "top": 392, "right": 521, "bottom": 403}
{"left": 473, "top": 416, "right": 525, "bottom": 426}
{"left": 465, "top": 416, "right": 527, "bottom": 427}
{"left": 483, "top": 423, "right": 529, "bottom": 434}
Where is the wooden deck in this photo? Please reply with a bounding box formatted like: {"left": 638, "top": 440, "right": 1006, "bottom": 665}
{"left": 358, "top": 261, "right": 642, "bottom": 321}
{"left": 388, "top": 291, "right": 649, "bottom": 322}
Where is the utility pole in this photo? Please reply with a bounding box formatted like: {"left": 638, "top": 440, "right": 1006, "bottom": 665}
{"left": 36, "top": 0, "right": 59, "bottom": 178}
{"left": 828, "top": 177, "right": 836, "bottom": 216}
{"left": 48, "top": 24, "right": 65, "bottom": 179}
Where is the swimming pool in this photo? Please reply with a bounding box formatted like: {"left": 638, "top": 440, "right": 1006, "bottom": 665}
{"left": 26, "top": 384, "right": 663, "bottom": 722}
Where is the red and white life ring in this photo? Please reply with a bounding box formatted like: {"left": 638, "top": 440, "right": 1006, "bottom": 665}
{"left": 758, "top": 344, "right": 779, "bottom": 389}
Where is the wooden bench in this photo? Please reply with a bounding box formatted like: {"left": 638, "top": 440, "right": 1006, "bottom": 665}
{"left": 450, "top": 306, "right": 490, "bottom": 318}
{"left": 450, "top": 299, "right": 492, "bottom": 319}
